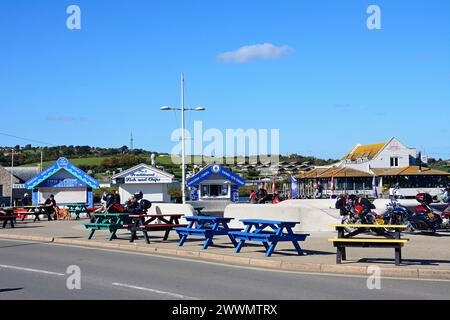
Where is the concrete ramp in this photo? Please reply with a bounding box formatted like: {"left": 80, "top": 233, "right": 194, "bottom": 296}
{"left": 224, "top": 200, "right": 340, "bottom": 232}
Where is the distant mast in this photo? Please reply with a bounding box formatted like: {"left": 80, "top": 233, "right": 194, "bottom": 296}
{"left": 130, "top": 131, "right": 134, "bottom": 150}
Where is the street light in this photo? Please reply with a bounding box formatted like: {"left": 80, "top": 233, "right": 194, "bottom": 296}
{"left": 160, "top": 73, "right": 206, "bottom": 204}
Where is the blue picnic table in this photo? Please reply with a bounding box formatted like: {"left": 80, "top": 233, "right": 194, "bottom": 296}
{"left": 174, "top": 216, "right": 242, "bottom": 250}
{"left": 229, "top": 219, "right": 310, "bottom": 257}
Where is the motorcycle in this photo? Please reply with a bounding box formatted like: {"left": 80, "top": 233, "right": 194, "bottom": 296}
{"left": 409, "top": 193, "right": 442, "bottom": 234}
{"left": 105, "top": 191, "right": 152, "bottom": 214}
{"left": 442, "top": 204, "right": 450, "bottom": 228}
{"left": 382, "top": 200, "right": 415, "bottom": 230}
{"left": 382, "top": 186, "right": 415, "bottom": 231}
{"left": 342, "top": 204, "right": 385, "bottom": 233}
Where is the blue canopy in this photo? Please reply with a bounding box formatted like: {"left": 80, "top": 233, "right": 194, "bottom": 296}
{"left": 187, "top": 164, "right": 245, "bottom": 187}
{"left": 24, "top": 157, "right": 100, "bottom": 189}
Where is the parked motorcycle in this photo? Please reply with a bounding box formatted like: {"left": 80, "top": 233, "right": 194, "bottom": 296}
{"left": 442, "top": 204, "right": 450, "bottom": 228}
{"left": 382, "top": 186, "right": 415, "bottom": 231}
{"left": 409, "top": 193, "right": 442, "bottom": 234}
{"left": 341, "top": 202, "right": 385, "bottom": 233}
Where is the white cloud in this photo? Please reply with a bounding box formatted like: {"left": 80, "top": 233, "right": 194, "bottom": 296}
{"left": 217, "top": 43, "right": 293, "bottom": 64}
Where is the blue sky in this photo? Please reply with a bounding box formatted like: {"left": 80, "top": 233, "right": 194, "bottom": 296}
{"left": 1, "top": 0, "right": 449, "bottom": 159}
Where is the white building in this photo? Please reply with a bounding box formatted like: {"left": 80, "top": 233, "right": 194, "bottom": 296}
{"left": 298, "top": 137, "right": 449, "bottom": 198}
{"left": 112, "top": 164, "right": 174, "bottom": 203}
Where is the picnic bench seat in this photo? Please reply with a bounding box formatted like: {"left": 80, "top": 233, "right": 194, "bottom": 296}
{"left": 230, "top": 231, "right": 309, "bottom": 242}
{"left": 329, "top": 224, "right": 409, "bottom": 266}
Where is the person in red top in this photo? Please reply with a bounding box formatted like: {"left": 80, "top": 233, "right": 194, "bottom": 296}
{"left": 249, "top": 190, "right": 257, "bottom": 204}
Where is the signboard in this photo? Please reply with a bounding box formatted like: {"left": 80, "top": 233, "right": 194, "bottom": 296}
{"left": 13, "top": 184, "right": 25, "bottom": 189}
{"left": 38, "top": 178, "right": 86, "bottom": 188}
{"left": 187, "top": 164, "right": 246, "bottom": 187}
{"left": 231, "top": 185, "right": 239, "bottom": 203}
{"left": 190, "top": 186, "right": 199, "bottom": 201}
{"left": 120, "top": 167, "right": 173, "bottom": 184}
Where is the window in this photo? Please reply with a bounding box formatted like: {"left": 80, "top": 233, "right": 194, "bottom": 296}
{"left": 390, "top": 157, "right": 399, "bottom": 167}
{"left": 0, "top": 184, "right": 3, "bottom": 196}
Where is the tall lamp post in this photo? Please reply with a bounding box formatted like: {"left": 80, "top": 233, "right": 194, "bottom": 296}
{"left": 160, "top": 73, "right": 205, "bottom": 204}
{"left": 10, "top": 149, "right": 14, "bottom": 206}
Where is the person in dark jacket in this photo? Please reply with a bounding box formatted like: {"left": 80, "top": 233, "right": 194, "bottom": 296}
{"left": 356, "top": 194, "right": 375, "bottom": 221}
{"left": 112, "top": 190, "right": 121, "bottom": 205}
{"left": 335, "top": 195, "right": 349, "bottom": 216}
{"left": 43, "top": 195, "right": 57, "bottom": 221}
{"left": 21, "top": 193, "right": 31, "bottom": 206}
{"left": 256, "top": 186, "right": 267, "bottom": 204}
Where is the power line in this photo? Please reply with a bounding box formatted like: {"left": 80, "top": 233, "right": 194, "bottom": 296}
{"left": 0, "top": 132, "right": 54, "bottom": 146}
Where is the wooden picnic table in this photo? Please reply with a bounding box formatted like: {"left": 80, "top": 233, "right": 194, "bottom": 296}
{"left": 175, "top": 216, "right": 242, "bottom": 250}
{"left": 229, "top": 219, "right": 310, "bottom": 257}
{"left": 329, "top": 224, "right": 409, "bottom": 266}
{"left": 0, "top": 207, "right": 18, "bottom": 228}
{"left": 84, "top": 212, "right": 132, "bottom": 241}
{"left": 16, "top": 206, "right": 51, "bottom": 221}
{"left": 126, "top": 214, "right": 187, "bottom": 244}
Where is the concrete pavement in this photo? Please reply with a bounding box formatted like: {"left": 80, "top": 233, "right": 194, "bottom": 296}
{"left": 1, "top": 239, "right": 449, "bottom": 300}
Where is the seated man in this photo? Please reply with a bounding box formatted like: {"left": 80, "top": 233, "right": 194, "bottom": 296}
{"left": 43, "top": 195, "right": 58, "bottom": 221}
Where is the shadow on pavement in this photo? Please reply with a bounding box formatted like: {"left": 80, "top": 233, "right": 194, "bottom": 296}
{"left": 358, "top": 258, "right": 450, "bottom": 266}
{"left": 0, "top": 288, "right": 23, "bottom": 293}
{"left": 0, "top": 242, "right": 53, "bottom": 250}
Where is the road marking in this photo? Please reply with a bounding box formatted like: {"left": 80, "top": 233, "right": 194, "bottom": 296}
{"left": 111, "top": 282, "right": 200, "bottom": 300}
{"left": 0, "top": 264, "right": 65, "bottom": 276}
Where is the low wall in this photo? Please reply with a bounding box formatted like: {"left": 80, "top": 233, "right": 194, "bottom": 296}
{"left": 224, "top": 200, "right": 340, "bottom": 232}
{"left": 149, "top": 204, "right": 195, "bottom": 223}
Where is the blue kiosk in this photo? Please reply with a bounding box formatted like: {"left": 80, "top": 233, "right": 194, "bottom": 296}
{"left": 24, "top": 157, "right": 100, "bottom": 207}
{"left": 187, "top": 164, "right": 245, "bottom": 202}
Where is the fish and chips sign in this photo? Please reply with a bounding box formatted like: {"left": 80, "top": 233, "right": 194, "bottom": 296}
{"left": 115, "top": 165, "right": 173, "bottom": 185}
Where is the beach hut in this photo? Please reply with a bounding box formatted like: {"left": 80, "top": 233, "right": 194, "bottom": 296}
{"left": 24, "top": 157, "right": 99, "bottom": 207}
{"left": 187, "top": 164, "right": 245, "bottom": 202}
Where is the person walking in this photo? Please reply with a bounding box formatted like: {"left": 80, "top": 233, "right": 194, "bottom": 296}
{"left": 249, "top": 190, "right": 257, "bottom": 204}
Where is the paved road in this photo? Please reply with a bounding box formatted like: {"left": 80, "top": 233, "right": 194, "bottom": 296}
{"left": 0, "top": 239, "right": 449, "bottom": 300}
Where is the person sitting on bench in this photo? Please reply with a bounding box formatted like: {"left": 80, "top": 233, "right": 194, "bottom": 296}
{"left": 44, "top": 195, "right": 58, "bottom": 221}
